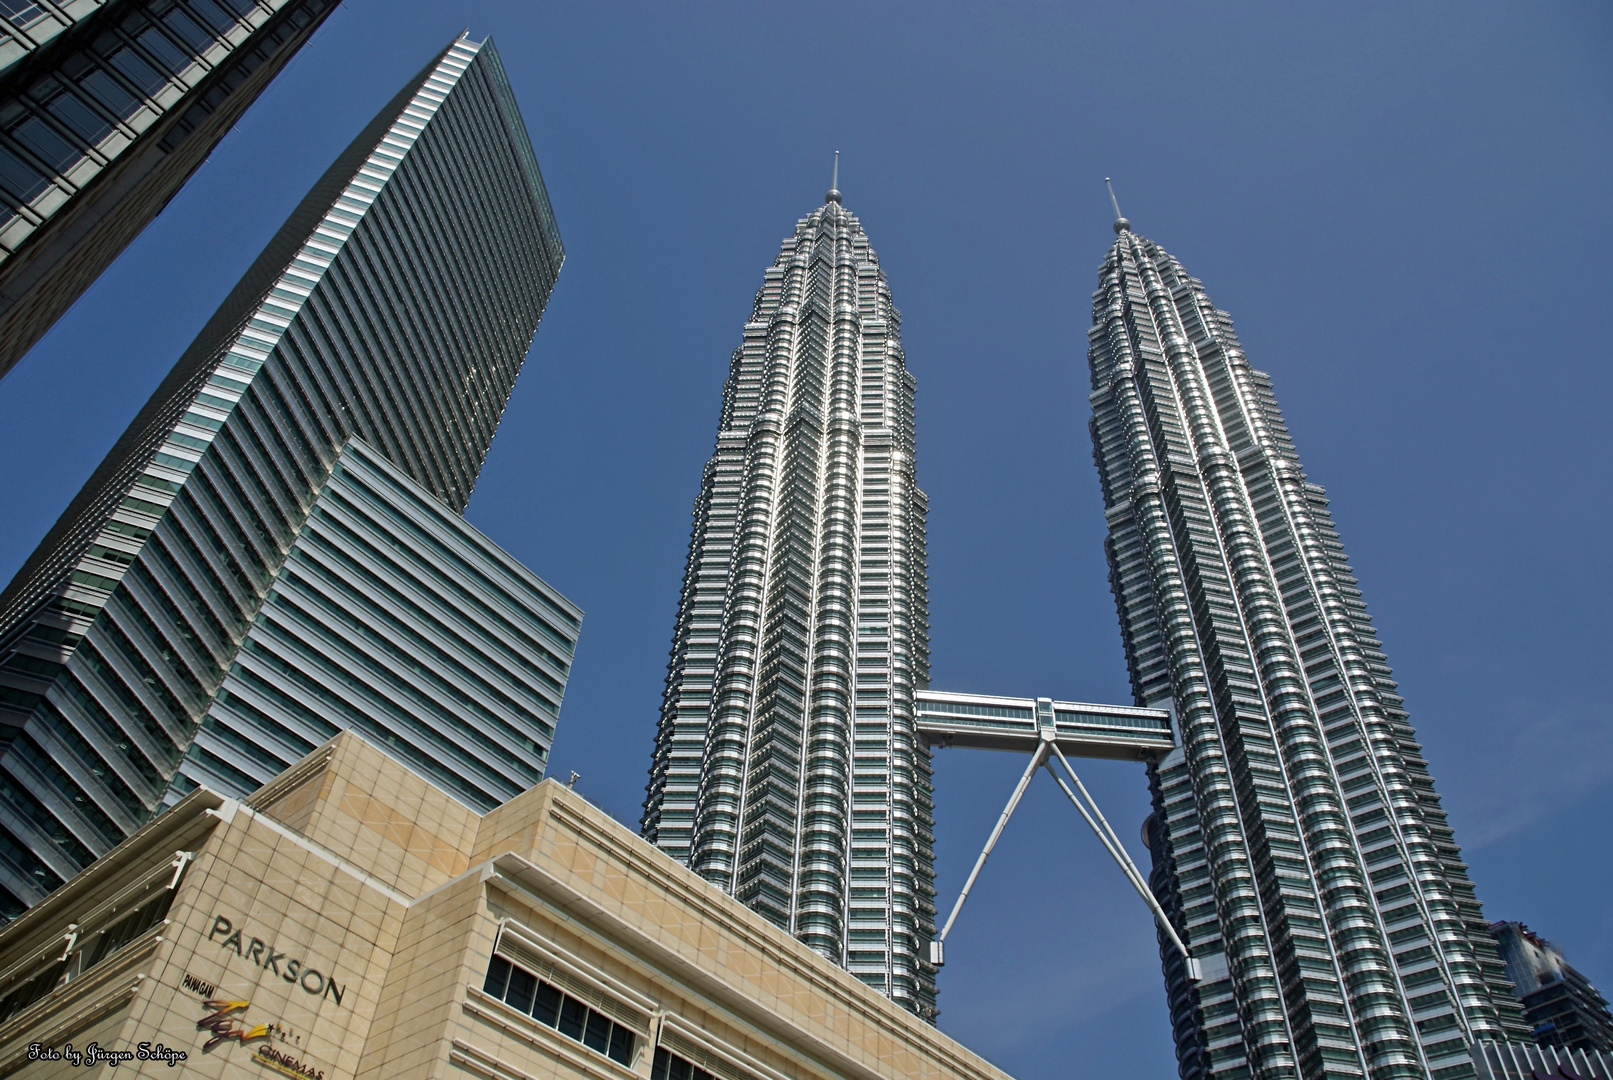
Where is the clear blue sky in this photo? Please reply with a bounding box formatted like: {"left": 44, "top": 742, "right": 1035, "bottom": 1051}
{"left": 1, "top": 4, "right": 1609, "bottom": 1076}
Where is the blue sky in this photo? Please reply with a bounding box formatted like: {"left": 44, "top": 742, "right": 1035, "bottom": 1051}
{"left": 1, "top": 3, "right": 1610, "bottom": 1076}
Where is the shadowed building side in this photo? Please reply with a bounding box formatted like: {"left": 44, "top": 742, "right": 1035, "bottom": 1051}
{"left": 178, "top": 435, "right": 580, "bottom": 813}
{"left": 0, "top": 0, "right": 342, "bottom": 381}
{"left": 1490, "top": 921, "right": 1613, "bottom": 1053}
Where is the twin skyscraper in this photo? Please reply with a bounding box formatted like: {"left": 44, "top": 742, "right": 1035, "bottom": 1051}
{"left": 0, "top": 20, "right": 1549, "bottom": 1080}
{"left": 637, "top": 178, "right": 1535, "bottom": 1080}
{"left": 641, "top": 178, "right": 936, "bottom": 1011}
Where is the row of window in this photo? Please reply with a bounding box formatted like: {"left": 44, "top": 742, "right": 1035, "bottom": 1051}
{"left": 916, "top": 699, "right": 1033, "bottom": 722}
{"left": 482, "top": 954, "right": 634, "bottom": 1067}
{"left": 652, "top": 1048, "right": 720, "bottom": 1080}
{"left": 310, "top": 478, "right": 569, "bottom": 704}
{"left": 0, "top": 0, "right": 264, "bottom": 216}
{"left": 0, "top": 853, "right": 183, "bottom": 1024}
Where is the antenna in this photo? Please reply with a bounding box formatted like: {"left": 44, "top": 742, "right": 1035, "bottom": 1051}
{"left": 1106, "top": 177, "right": 1131, "bottom": 234}
{"left": 827, "top": 151, "right": 842, "bottom": 204}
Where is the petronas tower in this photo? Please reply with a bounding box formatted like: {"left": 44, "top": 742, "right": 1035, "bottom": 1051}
{"left": 1087, "top": 208, "right": 1530, "bottom": 1080}
{"left": 642, "top": 176, "right": 936, "bottom": 1015}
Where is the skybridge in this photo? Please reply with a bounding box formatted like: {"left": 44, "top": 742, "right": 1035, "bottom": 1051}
{"left": 916, "top": 689, "right": 1203, "bottom": 981}
{"left": 915, "top": 690, "right": 1174, "bottom": 762}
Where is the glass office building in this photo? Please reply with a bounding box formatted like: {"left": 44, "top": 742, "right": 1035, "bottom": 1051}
{"left": 0, "top": 0, "right": 339, "bottom": 381}
{"left": 1087, "top": 214, "right": 1529, "bottom": 1080}
{"left": 641, "top": 182, "right": 936, "bottom": 1016}
{"left": 182, "top": 436, "right": 580, "bottom": 813}
{"left": 0, "top": 33, "right": 568, "bottom": 920}
{"left": 1490, "top": 922, "right": 1613, "bottom": 1053}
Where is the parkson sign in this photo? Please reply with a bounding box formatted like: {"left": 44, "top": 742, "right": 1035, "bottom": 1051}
{"left": 206, "top": 915, "right": 347, "bottom": 1007}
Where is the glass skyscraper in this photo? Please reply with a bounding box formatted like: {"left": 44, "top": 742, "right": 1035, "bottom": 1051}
{"left": 641, "top": 181, "right": 936, "bottom": 1015}
{"left": 1086, "top": 213, "right": 1529, "bottom": 1080}
{"left": 0, "top": 0, "right": 339, "bottom": 381}
{"left": 1490, "top": 921, "right": 1613, "bottom": 1053}
{"left": 183, "top": 436, "right": 580, "bottom": 814}
{"left": 0, "top": 33, "right": 569, "bottom": 920}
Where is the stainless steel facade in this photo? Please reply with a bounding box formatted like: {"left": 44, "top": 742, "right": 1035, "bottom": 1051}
{"left": 1087, "top": 220, "right": 1529, "bottom": 1080}
{"left": 0, "top": 33, "right": 566, "bottom": 920}
{"left": 641, "top": 186, "right": 936, "bottom": 1015}
{"left": 0, "top": 0, "right": 340, "bottom": 381}
{"left": 181, "top": 437, "right": 580, "bottom": 813}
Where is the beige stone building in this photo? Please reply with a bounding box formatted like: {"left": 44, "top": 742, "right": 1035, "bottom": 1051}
{"left": 0, "top": 731, "right": 1013, "bottom": 1080}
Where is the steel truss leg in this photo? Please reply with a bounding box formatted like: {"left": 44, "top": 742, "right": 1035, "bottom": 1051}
{"left": 1045, "top": 744, "right": 1201, "bottom": 980}
{"left": 929, "top": 740, "right": 1050, "bottom": 966}
{"left": 927, "top": 735, "right": 1200, "bottom": 981}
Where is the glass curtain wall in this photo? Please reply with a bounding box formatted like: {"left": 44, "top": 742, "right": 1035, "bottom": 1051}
{"left": 0, "top": 0, "right": 341, "bottom": 380}
{"left": 0, "top": 33, "right": 564, "bottom": 921}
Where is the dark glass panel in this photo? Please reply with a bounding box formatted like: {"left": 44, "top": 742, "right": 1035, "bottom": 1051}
{"left": 0, "top": 817, "right": 70, "bottom": 893}
{"left": 13, "top": 734, "right": 124, "bottom": 847}
{"left": 481, "top": 955, "right": 509, "bottom": 998}
{"left": 583, "top": 1010, "right": 610, "bottom": 1053}
{"left": 1, "top": 4, "right": 45, "bottom": 30}
{"left": 504, "top": 966, "right": 535, "bottom": 1014}
{"left": 136, "top": 25, "right": 193, "bottom": 75}
{"left": 104, "top": 45, "right": 167, "bottom": 98}
{"left": 0, "top": 770, "right": 96, "bottom": 864}
{"left": 76, "top": 67, "right": 142, "bottom": 120}
{"left": 607, "top": 1025, "right": 633, "bottom": 1065}
{"left": 557, "top": 996, "right": 586, "bottom": 1040}
{"left": 184, "top": 0, "right": 237, "bottom": 34}
{"left": 0, "top": 955, "right": 65, "bottom": 1024}
{"left": 9, "top": 115, "right": 81, "bottom": 174}
{"left": 531, "top": 981, "right": 560, "bottom": 1026}
{"left": 159, "top": 7, "right": 214, "bottom": 52}
{"left": 0, "top": 145, "right": 48, "bottom": 202}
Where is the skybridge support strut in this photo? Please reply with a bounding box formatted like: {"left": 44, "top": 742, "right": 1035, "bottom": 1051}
{"left": 1044, "top": 742, "right": 1200, "bottom": 981}
{"left": 928, "top": 739, "right": 1050, "bottom": 968}
{"left": 927, "top": 726, "right": 1201, "bottom": 981}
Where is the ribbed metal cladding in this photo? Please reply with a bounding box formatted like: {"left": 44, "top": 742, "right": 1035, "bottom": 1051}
{"left": 180, "top": 437, "right": 579, "bottom": 813}
{"left": 0, "top": 0, "right": 342, "bottom": 381}
{"left": 641, "top": 192, "right": 936, "bottom": 1016}
{"left": 1087, "top": 226, "right": 1529, "bottom": 1080}
{"left": 0, "top": 33, "right": 564, "bottom": 920}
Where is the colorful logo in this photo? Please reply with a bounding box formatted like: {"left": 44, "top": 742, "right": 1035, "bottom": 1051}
{"left": 196, "top": 1000, "right": 269, "bottom": 1053}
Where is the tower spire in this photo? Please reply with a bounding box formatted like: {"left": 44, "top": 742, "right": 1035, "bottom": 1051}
{"left": 1106, "top": 176, "right": 1130, "bottom": 234}
{"left": 827, "top": 150, "right": 841, "bottom": 204}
